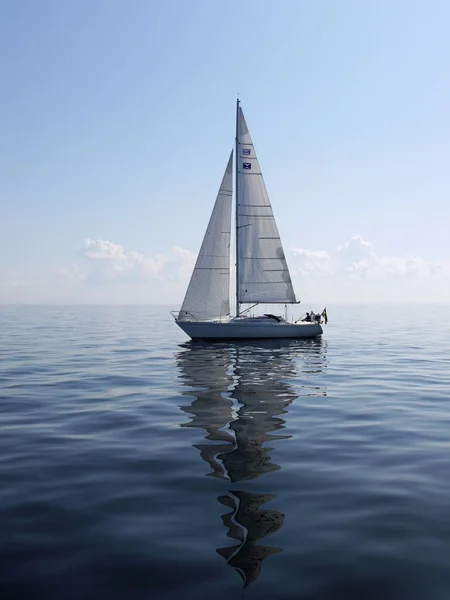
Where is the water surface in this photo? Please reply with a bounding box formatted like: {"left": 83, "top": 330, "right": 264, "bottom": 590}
{"left": 1, "top": 305, "right": 450, "bottom": 599}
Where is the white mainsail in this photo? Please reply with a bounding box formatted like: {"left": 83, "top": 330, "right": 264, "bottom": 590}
{"left": 236, "top": 106, "right": 296, "bottom": 306}
{"left": 178, "top": 152, "right": 233, "bottom": 322}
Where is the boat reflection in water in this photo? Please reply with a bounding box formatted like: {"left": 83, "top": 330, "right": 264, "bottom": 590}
{"left": 176, "top": 338, "right": 327, "bottom": 588}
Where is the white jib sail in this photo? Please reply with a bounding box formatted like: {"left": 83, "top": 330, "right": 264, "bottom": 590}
{"left": 178, "top": 152, "right": 233, "bottom": 321}
{"left": 236, "top": 106, "right": 297, "bottom": 305}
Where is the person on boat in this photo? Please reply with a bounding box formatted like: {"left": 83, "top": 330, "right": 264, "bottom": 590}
{"left": 303, "top": 312, "right": 311, "bottom": 322}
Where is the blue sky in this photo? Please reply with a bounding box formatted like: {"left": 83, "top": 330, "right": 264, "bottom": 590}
{"left": 1, "top": 0, "right": 450, "bottom": 304}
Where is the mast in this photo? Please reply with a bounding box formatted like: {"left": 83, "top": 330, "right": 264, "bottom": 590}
{"left": 235, "top": 98, "right": 240, "bottom": 317}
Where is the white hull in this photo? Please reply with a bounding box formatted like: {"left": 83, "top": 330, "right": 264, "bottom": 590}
{"left": 176, "top": 319, "right": 322, "bottom": 340}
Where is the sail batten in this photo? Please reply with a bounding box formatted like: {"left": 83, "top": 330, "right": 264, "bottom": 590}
{"left": 178, "top": 152, "right": 233, "bottom": 321}
{"left": 236, "top": 106, "right": 297, "bottom": 306}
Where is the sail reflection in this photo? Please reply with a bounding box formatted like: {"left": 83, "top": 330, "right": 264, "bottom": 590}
{"left": 178, "top": 339, "right": 327, "bottom": 480}
{"left": 219, "top": 342, "right": 298, "bottom": 482}
{"left": 178, "top": 344, "right": 235, "bottom": 478}
{"left": 176, "top": 338, "right": 327, "bottom": 588}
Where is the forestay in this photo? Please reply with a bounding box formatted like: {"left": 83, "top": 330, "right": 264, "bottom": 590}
{"left": 178, "top": 152, "right": 233, "bottom": 321}
{"left": 236, "top": 107, "right": 296, "bottom": 305}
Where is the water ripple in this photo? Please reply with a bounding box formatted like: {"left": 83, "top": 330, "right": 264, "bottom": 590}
{"left": 0, "top": 305, "right": 450, "bottom": 599}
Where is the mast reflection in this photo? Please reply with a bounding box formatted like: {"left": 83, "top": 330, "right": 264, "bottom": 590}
{"left": 176, "top": 338, "right": 327, "bottom": 588}
{"left": 216, "top": 490, "right": 284, "bottom": 588}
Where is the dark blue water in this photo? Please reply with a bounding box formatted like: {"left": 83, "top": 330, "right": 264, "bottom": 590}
{"left": 1, "top": 305, "right": 450, "bottom": 599}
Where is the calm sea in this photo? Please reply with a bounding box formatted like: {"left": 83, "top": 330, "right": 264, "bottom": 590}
{"left": 1, "top": 305, "right": 450, "bottom": 599}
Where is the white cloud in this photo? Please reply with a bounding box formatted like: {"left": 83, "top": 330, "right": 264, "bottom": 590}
{"left": 337, "top": 235, "right": 374, "bottom": 261}
{"left": 0, "top": 279, "right": 29, "bottom": 290}
{"left": 291, "top": 248, "right": 332, "bottom": 277}
{"left": 77, "top": 239, "right": 195, "bottom": 284}
{"left": 172, "top": 246, "right": 196, "bottom": 278}
{"left": 286, "top": 234, "right": 450, "bottom": 303}
{"left": 2, "top": 235, "right": 449, "bottom": 305}
{"left": 333, "top": 235, "right": 444, "bottom": 279}
{"left": 0, "top": 270, "right": 29, "bottom": 290}
{"left": 55, "top": 264, "right": 86, "bottom": 284}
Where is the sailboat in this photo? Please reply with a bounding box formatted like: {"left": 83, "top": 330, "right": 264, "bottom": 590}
{"left": 173, "top": 100, "right": 325, "bottom": 340}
